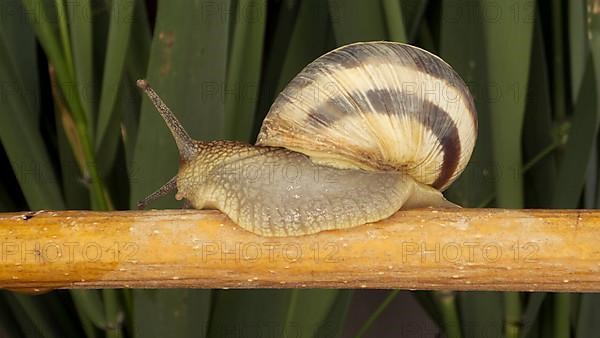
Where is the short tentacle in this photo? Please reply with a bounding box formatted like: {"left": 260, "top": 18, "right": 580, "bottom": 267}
{"left": 137, "top": 175, "right": 178, "bottom": 209}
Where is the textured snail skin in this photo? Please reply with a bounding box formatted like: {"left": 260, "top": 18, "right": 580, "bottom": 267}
{"left": 176, "top": 140, "right": 456, "bottom": 237}
{"left": 136, "top": 41, "right": 477, "bottom": 237}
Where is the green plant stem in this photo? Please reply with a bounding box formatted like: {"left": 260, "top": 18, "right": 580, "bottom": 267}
{"left": 522, "top": 140, "right": 561, "bottom": 172}
{"left": 504, "top": 292, "right": 521, "bottom": 338}
{"left": 76, "top": 121, "right": 111, "bottom": 210}
{"left": 433, "top": 291, "right": 461, "bottom": 338}
{"left": 52, "top": 0, "right": 108, "bottom": 209}
{"left": 554, "top": 293, "right": 570, "bottom": 338}
{"left": 55, "top": 0, "right": 76, "bottom": 81}
{"left": 21, "top": 0, "right": 111, "bottom": 210}
{"left": 354, "top": 290, "right": 399, "bottom": 337}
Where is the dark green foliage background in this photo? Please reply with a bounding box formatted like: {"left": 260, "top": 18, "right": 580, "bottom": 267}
{"left": 0, "top": 0, "right": 599, "bottom": 337}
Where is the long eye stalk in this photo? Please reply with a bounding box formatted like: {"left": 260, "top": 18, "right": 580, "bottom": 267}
{"left": 136, "top": 79, "right": 196, "bottom": 162}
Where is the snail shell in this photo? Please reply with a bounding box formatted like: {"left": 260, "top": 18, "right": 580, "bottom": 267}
{"left": 257, "top": 41, "right": 477, "bottom": 191}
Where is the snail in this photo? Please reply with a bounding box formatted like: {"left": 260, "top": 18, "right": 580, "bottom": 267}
{"left": 136, "top": 41, "right": 477, "bottom": 237}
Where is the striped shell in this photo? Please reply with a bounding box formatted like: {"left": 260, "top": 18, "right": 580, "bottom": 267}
{"left": 256, "top": 41, "right": 477, "bottom": 191}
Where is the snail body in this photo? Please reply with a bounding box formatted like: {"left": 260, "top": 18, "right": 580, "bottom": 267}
{"left": 137, "top": 41, "right": 477, "bottom": 237}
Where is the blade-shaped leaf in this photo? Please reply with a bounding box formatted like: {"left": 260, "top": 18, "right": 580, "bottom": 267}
{"left": 576, "top": 294, "right": 600, "bottom": 338}
{"left": 520, "top": 293, "right": 547, "bottom": 338}
{"left": 523, "top": 12, "right": 557, "bottom": 208}
{"left": 95, "top": 0, "right": 137, "bottom": 175}
{"left": 224, "top": 0, "right": 267, "bottom": 141}
{"left": 285, "top": 290, "right": 347, "bottom": 336}
{"left": 315, "top": 290, "right": 353, "bottom": 338}
{"left": 122, "top": 0, "right": 151, "bottom": 163}
{"left": 69, "top": 0, "right": 95, "bottom": 133}
{"left": 573, "top": 6, "right": 600, "bottom": 338}
{"left": 457, "top": 292, "right": 503, "bottom": 338}
{"left": 0, "top": 293, "right": 26, "bottom": 338}
{"left": 207, "top": 290, "right": 292, "bottom": 337}
{"left": 328, "top": 0, "right": 387, "bottom": 45}
{"left": 481, "top": 0, "right": 534, "bottom": 208}
{"left": 0, "top": 0, "right": 65, "bottom": 210}
{"left": 569, "top": 0, "right": 588, "bottom": 101}
{"left": 134, "top": 289, "right": 211, "bottom": 338}
{"left": 402, "top": 0, "right": 429, "bottom": 42}
{"left": 9, "top": 293, "right": 66, "bottom": 338}
{"left": 552, "top": 55, "right": 599, "bottom": 208}
{"left": 70, "top": 289, "right": 108, "bottom": 329}
{"left": 382, "top": 0, "right": 407, "bottom": 42}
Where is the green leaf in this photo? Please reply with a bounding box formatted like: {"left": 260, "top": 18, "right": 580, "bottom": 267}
{"left": 315, "top": 290, "right": 353, "bottom": 337}
{"left": 0, "top": 0, "right": 65, "bottom": 210}
{"left": 521, "top": 293, "right": 547, "bottom": 338}
{"left": 328, "top": 0, "right": 388, "bottom": 44}
{"left": 121, "top": 0, "right": 151, "bottom": 163}
{"left": 0, "top": 293, "right": 26, "bottom": 338}
{"left": 552, "top": 55, "right": 599, "bottom": 208}
{"left": 72, "top": 297, "right": 99, "bottom": 338}
{"left": 95, "top": 0, "right": 137, "bottom": 175}
{"left": 285, "top": 290, "right": 348, "bottom": 336}
{"left": 70, "top": 289, "right": 108, "bottom": 329}
{"left": 208, "top": 290, "right": 348, "bottom": 338}
{"left": 553, "top": 293, "right": 571, "bottom": 338}
{"left": 55, "top": 91, "right": 90, "bottom": 210}
{"left": 572, "top": 7, "right": 600, "bottom": 337}
{"left": 69, "top": 0, "right": 96, "bottom": 133}
{"left": 481, "top": 0, "right": 534, "bottom": 208}
{"left": 382, "top": 0, "right": 407, "bottom": 42}
{"left": 208, "top": 290, "right": 291, "bottom": 337}
{"left": 354, "top": 290, "right": 399, "bottom": 337}
{"left": 103, "top": 289, "right": 124, "bottom": 338}
{"left": 224, "top": 0, "right": 267, "bottom": 141}
{"left": 21, "top": 0, "right": 110, "bottom": 210}
{"left": 10, "top": 293, "right": 63, "bottom": 338}
{"left": 134, "top": 290, "right": 211, "bottom": 338}
{"left": 523, "top": 13, "right": 558, "bottom": 208}
{"left": 457, "top": 292, "right": 503, "bottom": 338}
{"left": 402, "top": 0, "right": 429, "bottom": 41}
{"left": 3, "top": 292, "right": 46, "bottom": 338}
{"left": 412, "top": 291, "right": 443, "bottom": 326}
{"left": 576, "top": 294, "right": 600, "bottom": 338}
{"left": 569, "top": 0, "right": 588, "bottom": 101}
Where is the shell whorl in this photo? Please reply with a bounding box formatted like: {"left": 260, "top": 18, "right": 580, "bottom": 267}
{"left": 256, "top": 41, "right": 477, "bottom": 191}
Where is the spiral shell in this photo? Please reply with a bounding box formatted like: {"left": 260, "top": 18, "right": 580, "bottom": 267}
{"left": 257, "top": 41, "right": 477, "bottom": 191}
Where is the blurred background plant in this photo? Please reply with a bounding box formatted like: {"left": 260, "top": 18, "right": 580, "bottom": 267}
{"left": 0, "top": 0, "right": 599, "bottom": 337}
